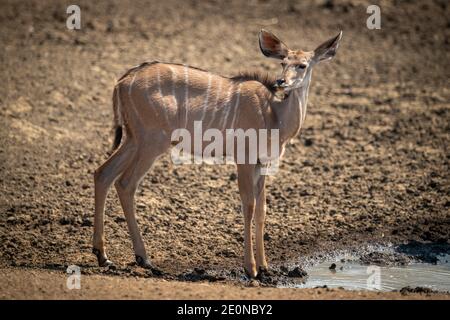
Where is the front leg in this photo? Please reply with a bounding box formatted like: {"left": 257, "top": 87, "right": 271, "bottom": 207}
{"left": 254, "top": 165, "right": 268, "bottom": 271}
{"left": 237, "top": 164, "right": 257, "bottom": 278}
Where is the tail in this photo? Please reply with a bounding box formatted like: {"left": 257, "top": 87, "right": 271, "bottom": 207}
{"left": 111, "top": 85, "right": 123, "bottom": 152}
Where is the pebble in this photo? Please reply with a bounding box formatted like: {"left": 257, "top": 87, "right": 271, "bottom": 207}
{"left": 287, "top": 267, "right": 307, "bottom": 278}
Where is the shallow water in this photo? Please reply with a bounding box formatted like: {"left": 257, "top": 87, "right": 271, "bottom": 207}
{"left": 295, "top": 254, "right": 450, "bottom": 292}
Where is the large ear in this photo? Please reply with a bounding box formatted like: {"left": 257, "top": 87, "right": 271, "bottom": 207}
{"left": 313, "top": 31, "right": 343, "bottom": 63}
{"left": 258, "top": 29, "right": 289, "bottom": 60}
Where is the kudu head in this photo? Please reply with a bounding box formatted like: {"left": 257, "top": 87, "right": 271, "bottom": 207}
{"left": 258, "top": 29, "right": 342, "bottom": 91}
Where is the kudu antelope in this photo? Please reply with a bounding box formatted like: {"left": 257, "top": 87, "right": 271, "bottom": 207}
{"left": 93, "top": 30, "right": 342, "bottom": 277}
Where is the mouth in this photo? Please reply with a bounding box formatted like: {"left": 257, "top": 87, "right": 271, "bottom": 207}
{"left": 276, "top": 80, "right": 305, "bottom": 91}
{"left": 274, "top": 80, "right": 289, "bottom": 89}
{"left": 275, "top": 83, "right": 299, "bottom": 92}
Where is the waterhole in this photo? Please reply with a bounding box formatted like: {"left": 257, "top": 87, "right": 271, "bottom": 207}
{"left": 292, "top": 243, "right": 450, "bottom": 292}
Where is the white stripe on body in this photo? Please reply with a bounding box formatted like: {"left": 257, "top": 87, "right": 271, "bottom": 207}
{"left": 156, "top": 66, "right": 170, "bottom": 125}
{"left": 228, "top": 84, "right": 242, "bottom": 129}
{"left": 298, "top": 92, "right": 303, "bottom": 130}
{"left": 220, "top": 86, "right": 234, "bottom": 132}
{"left": 128, "top": 72, "right": 138, "bottom": 96}
{"left": 167, "top": 65, "right": 179, "bottom": 130}
{"left": 153, "top": 66, "right": 170, "bottom": 134}
{"left": 183, "top": 65, "right": 189, "bottom": 129}
{"left": 127, "top": 72, "right": 139, "bottom": 122}
{"left": 199, "top": 73, "right": 213, "bottom": 122}
{"left": 205, "top": 78, "right": 223, "bottom": 129}
{"left": 144, "top": 76, "right": 159, "bottom": 119}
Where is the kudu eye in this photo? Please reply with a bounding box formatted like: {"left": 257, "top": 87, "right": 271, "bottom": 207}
{"left": 297, "top": 64, "right": 307, "bottom": 69}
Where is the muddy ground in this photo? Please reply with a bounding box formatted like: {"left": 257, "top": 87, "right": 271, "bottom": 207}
{"left": 2, "top": 267, "right": 449, "bottom": 300}
{"left": 0, "top": 0, "right": 449, "bottom": 299}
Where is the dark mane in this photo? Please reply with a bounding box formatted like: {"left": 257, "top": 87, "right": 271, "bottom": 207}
{"left": 231, "top": 71, "right": 277, "bottom": 94}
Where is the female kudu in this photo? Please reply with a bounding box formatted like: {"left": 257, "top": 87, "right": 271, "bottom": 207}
{"left": 93, "top": 30, "right": 342, "bottom": 277}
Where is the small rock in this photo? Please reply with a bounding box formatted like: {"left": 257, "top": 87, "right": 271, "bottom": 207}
{"left": 304, "top": 138, "right": 314, "bottom": 146}
{"left": 59, "top": 217, "right": 72, "bottom": 225}
{"left": 136, "top": 203, "right": 147, "bottom": 210}
{"left": 299, "top": 189, "right": 310, "bottom": 196}
{"left": 248, "top": 280, "right": 260, "bottom": 287}
{"left": 229, "top": 173, "right": 237, "bottom": 181}
{"left": 114, "top": 216, "right": 126, "bottom": 223}
{"left": 7, "top": 216, "right": 17, "bottom": 224}
{"left": 287, "top": 266, "right": 307, "bottom": 278}
{"left": 329, "top": 263, "right": 337, "bottom": 270}
{"left": 216, "top": 248, "right": 237, "bottom": 258}
{"left": 81, "top": 218, "right": 93, "bottom": 227}
{"left": 151, "top": 177, "right": 159, "bottom": 184}
{"left": 302, "top": 159, "right": 313, "bottom": 167}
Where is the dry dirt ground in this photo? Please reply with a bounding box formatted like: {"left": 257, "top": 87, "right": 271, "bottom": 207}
{"left": 0, "top": 0, "right": 449, "bottom": 299}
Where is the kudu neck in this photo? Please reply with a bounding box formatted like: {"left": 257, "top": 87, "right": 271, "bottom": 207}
{"left": 272, "top": 70, "right": 312, "bottom": 143}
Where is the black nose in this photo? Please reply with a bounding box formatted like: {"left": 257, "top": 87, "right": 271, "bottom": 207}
{"left": 276, "top": 79, "right": 285, "bottom": 86}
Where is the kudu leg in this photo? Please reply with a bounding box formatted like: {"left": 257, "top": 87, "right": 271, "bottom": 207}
{"left": 93, "top": 140, "right": 136, "bottom": 266}
{"left": 115, "top": 143, "right": 163, "bottom": 268}
{"left": 237, "top": 164, "right": 257, "bottom": 278}
{"left": 254, "top": 165, "right": 268, "bottom": 271}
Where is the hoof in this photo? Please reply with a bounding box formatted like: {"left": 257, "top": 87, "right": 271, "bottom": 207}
{"left": 100, "top": 259, "right": 115, "bottom": 268}
{"left": 135, "top": 255, "right": 153, "bottom": 269}
{"left": 92, "top": 248, "right": 114, "bottom": 268}
{"left": 244, "top": 267, "right": 258, "bottom": 279}
{"left": 135, "top": 256, "right": 163, "bottom": 276}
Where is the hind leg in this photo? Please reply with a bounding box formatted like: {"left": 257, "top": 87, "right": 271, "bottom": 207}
{"left": 93, "top": 139, "right": 136, "bottom": 266}
{"left": 115, "top": 137, "right": 168, "bottom": 268}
